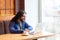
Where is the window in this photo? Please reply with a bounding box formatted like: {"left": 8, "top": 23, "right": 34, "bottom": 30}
{"left": 0, "top": 0, "right": 15, "bottom": 16}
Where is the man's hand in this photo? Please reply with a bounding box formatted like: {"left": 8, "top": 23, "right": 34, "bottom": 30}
{"left": 24, "top": 29, "right": 30, "bottom": 32}
{"left": 23, "top": 29, "right": 30, "bottom": 35}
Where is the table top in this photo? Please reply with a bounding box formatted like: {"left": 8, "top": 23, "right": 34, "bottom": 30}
{"left": 0, "top": 31, "right": 54, "bottom": 40}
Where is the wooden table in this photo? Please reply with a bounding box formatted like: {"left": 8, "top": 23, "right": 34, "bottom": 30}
{"left": 0, "top": 31, "right": 54, "bottom": 40}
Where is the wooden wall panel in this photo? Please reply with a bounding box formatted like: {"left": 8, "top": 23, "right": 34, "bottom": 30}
{"left": 0, "top": 0, "right": 1, "bottom": 9}
{"left": 6, "top": 0, "right": 10, "bottom": 9}
{"left": 1, "top": 10, "right": 5, "bottom": 16}
{"left": 11, "top": 0, "right": 14, "bottom": 9}
{"left": 0, "top": 0, "right": 25, "bottom": 16}
{"left": 0, "top": 0, "right": 5, "bottom": 9}
{"left": 6, "top": 10, "right": 10, "bottom": 15}
{"left": 11, "top": 10, "right": 14, "bottom": 15}
{"left": 0, "top": 0, "right": 15, "bottom": 16}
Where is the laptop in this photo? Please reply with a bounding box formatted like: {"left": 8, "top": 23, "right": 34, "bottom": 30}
{"left": 29, "top": 23, "right": 42, "bottom": 35}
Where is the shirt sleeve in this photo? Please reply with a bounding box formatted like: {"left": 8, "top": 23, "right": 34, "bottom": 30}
{"left": 9, "top": 22, "right": 20, "bottom": 32}
{"left": 25, "top": 22, "right": 33, "bottom": 31}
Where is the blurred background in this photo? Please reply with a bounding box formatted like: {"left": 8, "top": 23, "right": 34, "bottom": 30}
{"left": 0, "top": 0, "right": 60, "bottom": 40}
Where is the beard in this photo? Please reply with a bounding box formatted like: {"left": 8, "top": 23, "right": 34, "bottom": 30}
{"left": 20, "top": 19, "right": 25, "bottom": 22}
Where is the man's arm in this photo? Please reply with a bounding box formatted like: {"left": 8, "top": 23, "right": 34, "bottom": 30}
{"left": 25, "top": 22, "right": 33, "bottom": 31}
{"left": 9, "top": 22, "right": 20, "bottom": 32}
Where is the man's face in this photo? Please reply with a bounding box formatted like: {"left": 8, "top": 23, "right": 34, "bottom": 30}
{"left": 20, "top": 14, "right": 26, "bottom": 22}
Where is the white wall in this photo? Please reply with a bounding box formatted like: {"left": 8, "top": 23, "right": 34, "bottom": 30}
{"left": 25, "top": 0, "right": 38, "bottom": 31}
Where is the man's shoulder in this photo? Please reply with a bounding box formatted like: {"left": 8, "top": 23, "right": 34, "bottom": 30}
{"left": 10, "top": 22, "right": 15, "bottom": 23}
{"left": 22, "top": 21, "right": 27, "bottom": 24}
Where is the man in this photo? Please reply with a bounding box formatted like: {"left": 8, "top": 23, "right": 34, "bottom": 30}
{"left": 9, "top": 10, "right": 33, "bottom": 33}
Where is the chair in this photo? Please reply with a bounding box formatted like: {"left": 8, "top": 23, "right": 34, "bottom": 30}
{"left": 0, "top": 21, "right": 5, "bottom": 34}
{"left": 4, "top": 21, "right": 11, "bottom": 34}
